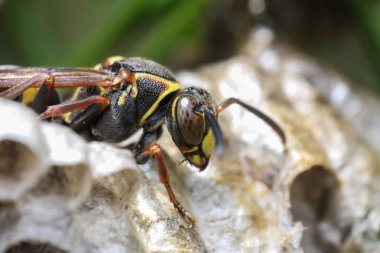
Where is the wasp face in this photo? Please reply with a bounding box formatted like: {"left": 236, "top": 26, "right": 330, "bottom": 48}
{"left": 166, "top": 87, "right": 223, "bottom": 171}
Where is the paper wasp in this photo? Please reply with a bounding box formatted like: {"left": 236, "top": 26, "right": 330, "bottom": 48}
{"left": 0, "top": 56, "right": 286, "bottom": 227}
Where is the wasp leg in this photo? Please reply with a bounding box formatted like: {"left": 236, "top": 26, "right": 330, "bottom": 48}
{"left": 142, "top": 144, "right": 195, "bottom": 228}
{"left": 0, "top": 73, "right": 51, "bottom": 100}
{"left": 39, "top": 95, "right": 110, "bottom": 120}
{"left": 217, "top": 97, "right": 287, "bottom": 145}
{"left": 134, "top": 127, "right": 163, "bottom": 164}
{"left": 69, "top": 103, "right": 109, "bottom": 134}
{"left": 31, "top": 76, "right": 60, "bottom": 114}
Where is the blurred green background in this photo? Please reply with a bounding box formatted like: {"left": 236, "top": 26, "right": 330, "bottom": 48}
{"left": 0, "top": 0, "right": 217, "bottom": 69}
{"left": 1, "top": 0, "right": 380, "bottom": 94}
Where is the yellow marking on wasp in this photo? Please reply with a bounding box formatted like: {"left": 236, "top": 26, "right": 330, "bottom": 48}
{"left": 171, "top": 96, "right": 179, "bottom": 119}
{"left": 127, "top": 82, "right": 138, "bottom": 98}
{"left": 21, "top": 88, "right": 39, "bottom": 105}
{"left": 69, "top": 87, "right": 83, "bottom": 101}
{"left": 187, "top": 155, "right": 203, "bottom": 166}
{"left": 201, "top": 129, "right": 215, "bottom": 158}
{"left": 99, "top": 86, "right": 108, "bottom": 95}
{"left": 106, "top": 56, "right": 126, "bottom": 65}
{"left": 62, "top": 111, "right": 72, "bottom": 124}
{"left": 61, "top": 86, "right": 107, "bottom": 124}
{"left": 95, "top": 56, "right": 127, "bottom": 70}
{"left": 138, "top": 73, "right": 183, "bottom": 124}
{"left": 61, "top": 88, "right": 80, "bottom": 123}
{"left": 181, "top": 145, "right": 198, "bottom": 154}
{"left": 93, "top": 63, "right": 102, "bottom": 70}
{"left": 117, "top": 86, "right": 132, "bottom": 106}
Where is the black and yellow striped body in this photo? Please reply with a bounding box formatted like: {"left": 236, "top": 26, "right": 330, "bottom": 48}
{"left": 66, "top": 56, "right": 183, "bottom": 143}
{"left": 1, "top": 56, "right": 222, "bottom": 170}
{"left": 16, "top": 85, "right": 60, "bottom": 114}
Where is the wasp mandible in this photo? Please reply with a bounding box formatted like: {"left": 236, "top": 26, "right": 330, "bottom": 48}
{"left": 0, "top": 56, "right": 286, "bottom": 227}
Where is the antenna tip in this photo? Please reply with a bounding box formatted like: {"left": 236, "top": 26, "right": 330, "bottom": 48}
{"left": 214, "top": 142, "right": 224, "bottom": 158}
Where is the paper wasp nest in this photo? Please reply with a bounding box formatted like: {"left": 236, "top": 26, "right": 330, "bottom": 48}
{"left": 1, "top": 27, "right": 379, "bottom": 253}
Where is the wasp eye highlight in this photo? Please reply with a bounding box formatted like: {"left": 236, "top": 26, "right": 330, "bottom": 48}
{"left": 176, "top": 96, "right": 205, "bottom": 145}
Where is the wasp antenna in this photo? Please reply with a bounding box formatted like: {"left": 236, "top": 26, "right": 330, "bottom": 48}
{"left": 205, "top": 111, "right": 224, "bottom": 158}
{"left": 217, "top": 98, "right": 287, "bottom": 146}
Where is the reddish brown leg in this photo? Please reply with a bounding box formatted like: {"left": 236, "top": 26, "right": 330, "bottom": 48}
{"left": 38, "top": 95, "right": 110, "bottom": 120}
{"left": 0, "top": 73, "right": 51, "bottom": 99}
{"left": 142, "top": 144, "right": 195, "bottom": 228}
{"left": 31, "top": 76, "right": 57, "bottom": 114}
{"left": 40, "top": 76, "right": 55, "bottom": 103}
{"left": 217, "top": 97, "right": 287, "bottom": 145}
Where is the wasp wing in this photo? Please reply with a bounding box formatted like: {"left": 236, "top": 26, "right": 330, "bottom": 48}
{"left": 0, "top": 67, "right": 114, "bottom": 89}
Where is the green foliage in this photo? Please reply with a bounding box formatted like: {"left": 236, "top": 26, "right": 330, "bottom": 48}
{"left": 349, "top": 0, "right": 380, "bottom": 94}
{"left": 0, "top": 0, "right": 210, "bottom": 67}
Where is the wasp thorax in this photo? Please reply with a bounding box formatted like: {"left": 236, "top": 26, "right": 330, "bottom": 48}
{"left": 176, "top": 96, "right": 205, "bottom": 145}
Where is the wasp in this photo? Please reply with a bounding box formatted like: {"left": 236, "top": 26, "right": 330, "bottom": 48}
{"left": 0, "top": 56, "right": 286, "bottom": 227}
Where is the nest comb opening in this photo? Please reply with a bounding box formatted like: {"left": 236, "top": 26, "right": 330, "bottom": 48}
{"left": 0, "top": 140, "right": 39, "bottom": 180}
{"left": 5, "top": 241, "right": 68, "bottom": 253}
{"left": 30, "top": 165, "right": 89, "bottom": 198}
{"left": 290, "top": 165, "right": 346, "bottom": 252}
{"left": 0, "top": 140, "right": 42, "bottom": 201}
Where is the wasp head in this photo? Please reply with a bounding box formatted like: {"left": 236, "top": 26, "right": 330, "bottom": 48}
{"left": 166, "top": 87, "right": 224, "bottom": 171}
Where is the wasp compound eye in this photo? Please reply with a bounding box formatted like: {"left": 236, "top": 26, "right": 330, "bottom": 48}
{"left": 176, "top": 96, "right": 205, "bottom": 145}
